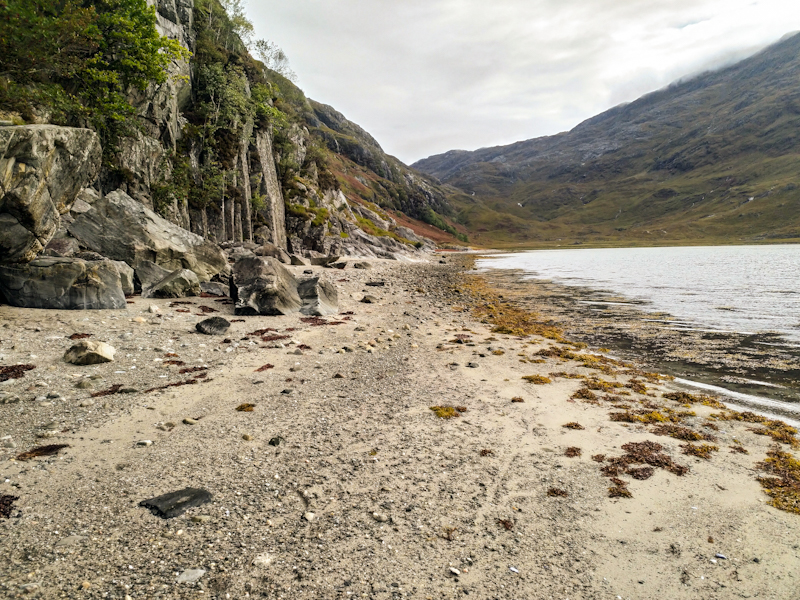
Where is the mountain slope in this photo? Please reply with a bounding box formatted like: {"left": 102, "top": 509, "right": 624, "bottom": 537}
{"left": 414, "top": 32, "right": 800, "bottom": 246}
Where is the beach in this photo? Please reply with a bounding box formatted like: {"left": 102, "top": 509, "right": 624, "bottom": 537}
{"left": 1, "top": 255, "right": 799, "bottom": 600}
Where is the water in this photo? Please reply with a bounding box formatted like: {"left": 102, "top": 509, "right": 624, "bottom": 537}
{"left": 477, "top": 245, "right": 800, "bottom": 343}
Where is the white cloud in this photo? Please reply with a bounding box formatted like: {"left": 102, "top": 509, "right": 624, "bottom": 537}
{"left": 245, "top": 0, "right": 800, "bottom": 163}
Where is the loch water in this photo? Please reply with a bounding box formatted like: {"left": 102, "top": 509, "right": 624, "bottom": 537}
{"left": 476, "top": 245, "right": 800, "bottom": 419}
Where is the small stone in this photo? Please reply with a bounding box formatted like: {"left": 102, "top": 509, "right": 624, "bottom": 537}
{"left": 79, "top": 399, "right": 95, "bottom": 407}
{"left": 190, "top": 515, "right": 211, "bottom": 524}
{"left": 372, "top": 512, "right": 389, "bottom": 523}
{"left": 196, "top": 317, "right": 231, "bottom": 336}
{"left": 467, "top": 362, "right": 479, "bottom": 368}
{"left": 253, "top": 552, "right": 273, "bottom": 567}
{"left": 176, "top": 569, "right": 206, "bottom": 583}
{"left": 280, "top": 389, "right": 293, "bottom": 395}
{"left": 0, "top": 393, "right": 20, "bottom": 404}
{"left": 269, "top": 436, "right": 284, "bottom": 447}
{"left": 449, "top": 567, "right": 461, "bottom": 576}
{"left": 64, "top": 340, "right": 116, "bottom": 365}
{"left": 76, "top": 380, "right": 94, "bottom": 389}
{"left": 81, "top": 581, "right": 91, "bottom": 590}
{"left": 19, "top": 583, "right": 40, "bottom": 594}
{"left": 149, "top": 305, "right": 160, "bottom": 313}
{"left": 140, "top": 488, "right": 213, "bottom": 519}
{"left": 136, "top": 440, "right": 153, "bottom": 447}
{"left": 183, "top": 418, "right": 198, "bottom": 425}
{"left": 55, "top": 535, "right": 86, "bottom": 547}
{"left": 1, "top": 436, "right": 16, "bottom": 449}
{"left": 303, "top": 511, "right": 316, "bottom": 522}
{"left": 361, "top": 295, "right": 378, "bottom": 304}
{"left": 242, "top": 434, "right": 253, "bottom": 441}
{"left": 46, "top": 391, "right": 62, "bottom": 399}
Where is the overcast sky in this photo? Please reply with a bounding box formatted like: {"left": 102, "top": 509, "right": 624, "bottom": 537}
{"left": 245, "top": 0, "right": 800, "bottom": 164}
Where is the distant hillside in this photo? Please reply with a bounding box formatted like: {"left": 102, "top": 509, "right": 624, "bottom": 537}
{"left": 414, "top": 32, "right": 800, "bottom": 247}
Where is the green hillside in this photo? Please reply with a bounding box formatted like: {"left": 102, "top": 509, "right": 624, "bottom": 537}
{"left": 414, "top": 32, "right": 800, "bottom": 248}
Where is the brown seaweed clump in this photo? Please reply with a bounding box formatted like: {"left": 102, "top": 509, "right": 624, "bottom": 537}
{"left": 651, "top": 424, "right": 715, "bottom": 442}
{"left": 511, "top": 397, "right": 524, "bottom": 403}
{"left": 16, "top": 444, "right": 70, "bottom": 461}
{"left": 480, "top": 449, "right": 495, "bottom": 457}
{"left": 562, "top": 422, "right": 585, "bottom": 430}
{"left": 757, "top": 447, "right": 800, "bottom": 514}
{"left": 0, "top": 364, "right": 35, "bottom": 382}
{"left": 564, "top": 447, "right": 582, "bottom": 458}
{"left": 681, "top": 443, "right": 719, "bottom": 459}
{"left": 430, "top": 406, "right": 460, "bottom": 419}
{"left": 608, "top": 478, "right": 633, "bottom": 498}
{"left": 547, "top": 487, "right": 568, "bottom": 498}
{"left": 522, "top": 375, "right": 552, "bottom": 385}
{"left": 236, "top": 403, "right": 256, "bottom": 412}
{"left": 496, "top": 518, "right": 515, "bottom": 530}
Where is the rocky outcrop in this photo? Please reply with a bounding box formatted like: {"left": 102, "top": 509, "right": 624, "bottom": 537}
{"left": 0, "top": 126, "right": 102, "bottom": 263}
{"left": 252, "top": 129, "right": 287, "bottom": 249}
{"left": 0, "top": 257, "right": 132, "bottom": 310}
{"left": 143, "top": 268, "right": 200, "bottom": 298}
{"left": 230, "top": 256, "right": 302, "bottom": 316}
{"left": 298, "top": 277, "right": 338, "bottom": 316}
{"left": 68, "top": 189, "right": 227, "bottom": 282}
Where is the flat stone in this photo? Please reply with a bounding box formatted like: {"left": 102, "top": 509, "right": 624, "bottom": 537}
{"left": 196, "top": 316, "right": 231, "bottom": 335}
{"left": 269, "top": 436, "right": 285, "bottom": 446}
{"left": 140, "top": 488, "right": 212, "bottom": 519}
{"left": 372, "top": 512, "right": 389, "bottom": 523}
{"left": 55, "top": 535, "right": 86, "bottom": 547}
{"left": 361, "top": 295, "right": 378, "bottom": 304}
{"left": 303, "top": 511, "right": 316, "bottom": 522}
{"left": 190, "top": 515, "right": 211, "bottom": 523}
{"left": 183, "top": 418, "right": 198, "bottom": 425}
{"left": 176, "top": 569, "right": 206, "bottom": 584}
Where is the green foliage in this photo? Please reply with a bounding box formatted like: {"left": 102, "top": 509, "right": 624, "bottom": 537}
{"left": 311, "top": 207, "right": 329, "bottom": 227}
{"left": 0, "top": 0, "right": 188, "bottom": 152}
{"left": 421, "top": 207, "right": 468, "bottom": 242}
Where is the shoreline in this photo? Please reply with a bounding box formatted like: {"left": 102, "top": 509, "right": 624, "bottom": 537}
{"left": 1, "top": 255, "right": 799, "bottom": 599}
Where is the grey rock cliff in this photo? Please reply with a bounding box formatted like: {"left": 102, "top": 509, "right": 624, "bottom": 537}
{"left": 0, "top": 126, "right": 101, "bottom": 263}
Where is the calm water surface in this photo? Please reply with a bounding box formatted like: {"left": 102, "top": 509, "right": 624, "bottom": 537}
{"left": 477, "top": 245, "right": 800, "bottom": 343}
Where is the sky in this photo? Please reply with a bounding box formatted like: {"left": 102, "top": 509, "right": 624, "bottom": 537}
{"left": 244, "top": 0, "right": 800, "bottom": 164}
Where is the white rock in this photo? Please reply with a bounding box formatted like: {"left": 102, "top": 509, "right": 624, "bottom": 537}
{"left": 253, "top": 553, "right": 273, "bottom": 567}
{"left": 136, "top": 440, "right": 153, "bottom": 447}
{"left": 176, "top": 569, "right": 206, "bottom": 583}
{"left": 303, "top": 512, "right": 316, "bottom": 522}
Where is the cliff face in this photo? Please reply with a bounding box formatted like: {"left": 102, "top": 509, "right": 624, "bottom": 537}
{"left": 92, "top": 0, "right": 451, "bottom": 258}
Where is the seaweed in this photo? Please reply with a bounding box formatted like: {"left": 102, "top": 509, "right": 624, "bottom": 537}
{"left": 197, "top": 305, "right": 218, "bottom": 313}
{"left": 730, "top": 445, "right": 749, "bottom": 454}
{"left": 681, "top": 443, "right": 719, "bottom": 459}
{"left": 572, "top": 387, "right": 598, "bottom": 401}
{"left": 300, "top": 317, "right": 345, "bottom": 327}
{"left": 249, "top": 328, "right": 278, "bottom": 336}
{"left": 522, "top": 375, "right": 552, "bottom": 384}
{"left": 0, "top": 494, "right": 19, "bottom": 519}
{"left": 757, "top": 447, "right": 800, "bottom": 514}
{"left": 0, "top": 364, "right": 35, "bottom": 382}
{"left": 90, "top": 384, "right": 123, "bottom": 398}
{"left": 651, "top": 424, "right": 714, "bottom": 442}
{"left": 16, "top": 444, "right": 70, "bottom": 461}
{"left": 255, "top": 364, "right": 274, "bottom": 372}
{"left": 592, "top": 454, "right": 606, "bottom": 462}
{"left": 163, "top": 360, "right": 186, "bottom": 366}
{"left": 584, "top": 379, "right": 623, "bottom": 392}
{"left": 179, "top": 367, "right": 208, "bottom": 375}
{"left": 480, "top": 449, "right": 494, "bottom": 456}
{"left": 68, "top": 333, "right": 92, "bottom": 340}
{"left": 547, "top": 487, "right": 568, "bottom": 498}
{"left": 511, "top": 397, "right": 524, "bottom": 403}
{"left": 262, "top": 335, "right": 291, "bottom": 342}
{"left": 562, "top": 422, "right": 585, "bottom": 430}
{"left": 609, "top": 480, "right": 633, "bottom": 498}
{"left": 748, "top": 421, "right": 799, "bottom": 448}
{"left": 430, "top": 406, "right": 459, "bottom": 419}
{"left": 496, "top": 518, "right": 515, "bottom": 530}
{"left": 550, "top": 372, "right": 587, "bottom": 380}
{"left": 144, "top": 379, "right": 199, "bottom": 393}
{"left": 236, "top": 403, "right": 256, "bottom": 412}
{"left": 627, "top": 466, "right": 655, "bottom": 480}
{"left": 564, "top": 447, "right": 582, "bottom": 458}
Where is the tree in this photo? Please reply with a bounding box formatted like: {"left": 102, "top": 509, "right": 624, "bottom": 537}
{"left": 254, "top": 39, "right": 297, "bottom": 82}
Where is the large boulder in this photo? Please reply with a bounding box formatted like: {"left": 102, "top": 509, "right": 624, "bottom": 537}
{"left": 254, "top": 243, "right": 291, "bottom": 264}
{"left": 0, "top": 126, "right": 102, "bottom": 263}
{"left": 64, "top": 340, "right": 116, "bottom": 365}
{"left": 68, "top": 189, "right": 226, "bottom": 281}
{"left": 298, "top": 277, "right": 338, "bottom": 316}
{"left": 133, "top": 259, "right": 172, "bottom": 290}
{"left": 230, "top": 256, "right": 302, "bottom": 316}
{"left": 0, "top": 257, "right": 132, "bottom": 309}
{"left": 143, "top": 268, "right": 200, "bottom": 298}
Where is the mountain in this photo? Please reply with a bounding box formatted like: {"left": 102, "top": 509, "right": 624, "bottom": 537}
{"left": 414, "top": 32, "right": 800, "bottom": 247}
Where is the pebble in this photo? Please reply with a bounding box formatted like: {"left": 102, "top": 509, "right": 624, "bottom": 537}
{"left": 449, "top": 567, "right": 461, "bottom": 576}
{"left": 136, "top": 440, "right": 153, "bottom": 447}
{"left": 79, "top": 399, "right": 94, "bottom": 407}
{"left": 176, "top": 569, "right": 206, "bottom": 583}
{"left": 76, "top": 380, "right": 94, "bottom": 389}
{"left": 183, "top": 418, "right": 198, "bottom": 425}
{"left": 191, "top": 515, "right": 211, "bottom": 523}
{"left": 303, "top": 512, "right": 316, "bottom": 522}
{"left": 253, "top": 552, "right": 273, "bottom": 567}
{"left": 372, "top": 512, "right": 389, "bottom": 523}
{"left": 1, "top": 436, "right": 16, "bottom": 449}
{"left": 148, "top": 305, "right": 160, "bottom": 313}
{"left": 242, "top": 434, "right": 253, "bottom": 441}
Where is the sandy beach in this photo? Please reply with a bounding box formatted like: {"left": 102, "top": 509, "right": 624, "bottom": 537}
{"left": 1, "top": 256, "right": 799, "bottom": 600}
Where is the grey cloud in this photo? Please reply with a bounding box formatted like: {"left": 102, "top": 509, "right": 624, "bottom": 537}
{"left": 245, "top": 0, "right": 800, "bottom": 163}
